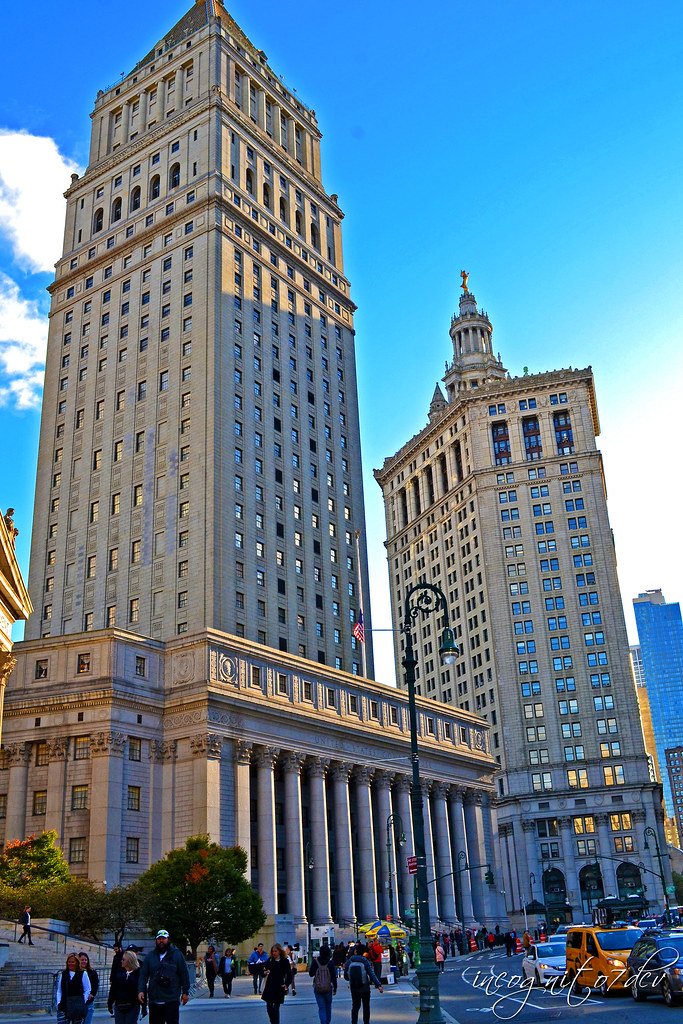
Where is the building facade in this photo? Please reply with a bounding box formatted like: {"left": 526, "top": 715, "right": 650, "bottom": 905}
{"left": 0, "top": 508, "right": 33, "bottom": 744}
{"left": 2, "top": 629, "right": 498, "bottom": 942}
{"left": 665, "top": 747, "right": 683, "bottom": 849}
{"left": 634, "top": 591, "right": 683, "bottom": 819}
{"left": 25, "top": 0, "right": 373, "bottom": 677}
{"left": 375, "top": 280, "right": 669, "bottom": 923}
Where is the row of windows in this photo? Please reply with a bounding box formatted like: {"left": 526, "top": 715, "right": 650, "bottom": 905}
{"left": 531, "top": 765, "right": 626, "bottom": 792}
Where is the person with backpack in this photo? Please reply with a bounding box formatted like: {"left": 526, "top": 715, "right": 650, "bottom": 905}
{"left": 344, "top": 943, "right": 383, "bottom": 1024}
{"left": 309, "top": 943, "right": 336, "bottom": 1023}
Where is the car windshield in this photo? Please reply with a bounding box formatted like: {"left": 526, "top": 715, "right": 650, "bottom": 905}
{"left": 657, "top": 939, "right": 683, "bottom": 958}
{"left": 596, "top": 929, "right": 642, "bottom": 951}
{"left": 536, "top": 943, "right": 566, "bottom": 958}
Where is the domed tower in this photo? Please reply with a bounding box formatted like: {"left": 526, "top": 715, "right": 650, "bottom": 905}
{"left": 443, "top": 271, "right": 507, "bottom": 400}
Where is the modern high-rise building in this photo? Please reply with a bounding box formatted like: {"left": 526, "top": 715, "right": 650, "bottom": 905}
{"left": 634, "top": 590, "right": 683, "bottom": 818}
{"left": 0, "top": 1, "right": 503, "bottom": 945}
{"left": 665, "top": 747, "right": 683, "bottom": 847}
{"left": 25, "top": 0, "right": 373, "bottom": 678}
{"left": 375, "top": 279, "right": 669, "bottom": 923}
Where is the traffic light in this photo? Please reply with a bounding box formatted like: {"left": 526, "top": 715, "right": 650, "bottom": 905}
{"left": 484, "top": 868, "right": 495, "bottom": 886}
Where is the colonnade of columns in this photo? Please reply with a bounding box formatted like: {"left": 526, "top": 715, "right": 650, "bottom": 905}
{"left": 396, "top": 441, "right": 465, "bottom": 529}
{"left": 231, "top": 740, "right": 496, "bottom": 927}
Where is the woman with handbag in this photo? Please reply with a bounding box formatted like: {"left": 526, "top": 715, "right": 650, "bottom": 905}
{"left": 261, "top": 943, "right": 292, "bottom": 1024}
{"left": 107, "top": 950, "right": 140, "bottom": 1024}
{"left": 56, "top": 953, "right": 91, "bottom": 1024}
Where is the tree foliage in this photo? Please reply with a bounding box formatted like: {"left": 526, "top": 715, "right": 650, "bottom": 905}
{"left": 0, "top": 832, "right": 70, "bottom": 888}
{"left": 136, "top": 836, "right": 265, "bottom": 955}
{"left": 104, "top": 882, "right": 147, "bottom": 946}
{"left": 673, "top": 870, "right": 683, "bottom": 905}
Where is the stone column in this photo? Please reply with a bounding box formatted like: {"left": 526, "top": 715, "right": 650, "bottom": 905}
{"left": 395, "top": 776, "right": 415, "bottom": 919}
{"left": 139, "top": 89, "right": 149, "bottom": 132}
{"left": 255, "top": 746, "right": 279, "bottom": 918}
{"left": 190, "top": 734, "right": 223, "bottom": 841}
{"left": 331, "top": 762, "right": 355, "bottom": 925}
{"left": 354, "top": 767, "right": 378, "bottom": 921}
{"left": 521, "top": 820, "right": 540, "bottom": 909}
{"left": 149, "top": 740, "right": 176, "bottom": 866}
{"left": 89, "top": 732, "right": 126, "bottom": 887}
{"left": 174, "top": 67, "right": 184, "bottom": 106}
{"left": 4, "top": 741, "right": 31, "bottom": 841}
{"left": 558, "top": 815, "right": 577, "bottom": 904}
{"left": 595, "top": 814, "right": 618, "bottom": 896}
{"left": 121, "top": 101, "right": 131, "bottom": 141}
{"left": 308, "top": 757, "right": 332, "bottom": 924}
{"left": 44, "top": 738, "right": 69, "bottom": 841}
{"left": 421, "top": 780, "right": 438, "bottom": 924}
{"left": 374, "top": 770, "right": 394, "bottom": 919}
{"left": 464, "top": 789, "right": 486, "bottom": 922}
{"left": 233, "top": 741, "right": 252, "bottom": 873}
{"left": 449, "top": 786, "right": 475, "bottom": 925}
{"left": 432, "top": 782, "right": 457, "bottom": 925}
{"left": 282, "top": 752, "right": 306, "bottom": 923}
{"left": 286, "top": 115, "right": 297, "bottom": 159}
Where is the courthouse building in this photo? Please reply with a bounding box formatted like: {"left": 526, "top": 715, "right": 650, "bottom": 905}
{"left": 375, "top": 280, "right": 669, "bottom": 924}
{"left": 1, "top": 0, "right": 501, "bottom": 942}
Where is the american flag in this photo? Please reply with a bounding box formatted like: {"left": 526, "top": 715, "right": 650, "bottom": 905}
{"left": 353, "top": 609, "right": 365, "bottom": 644}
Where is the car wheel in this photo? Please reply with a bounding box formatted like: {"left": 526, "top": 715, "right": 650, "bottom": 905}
{"left": 568, "top": 970, "right": 584, "bottom": 996}
{"left": 599, "top": 979, "right": 611, "bottom": 997}
{"left": 534, "top": 970, "right": 542, "bottom": 988}
{"left": 630, "top": 972, "right": 647, "bottom": 1001}
{"left": 662, "top": 978, "right": 680, "bottom": 1007}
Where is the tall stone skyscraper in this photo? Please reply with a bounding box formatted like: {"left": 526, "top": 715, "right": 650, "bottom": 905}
{"left": 26, "top": 0, "right": 373, "bottom": 678}
{"left": 375, "top": 278, "right": 669, "bottom": 923}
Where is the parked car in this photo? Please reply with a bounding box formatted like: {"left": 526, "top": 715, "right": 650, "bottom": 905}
{"left": 565, "top": 924, "right": 643, "bottom": 995}
{"left": 547, "top": 934, "right": 568, "bottom": 944}
{"left": 521, "top": 941, "right": 567, "bottom": 986}
{"left": 627, "top": 930, "right": 683, "bottom": 1006}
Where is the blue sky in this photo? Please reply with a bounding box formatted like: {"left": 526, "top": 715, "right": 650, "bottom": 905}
{"left": 2, "top": 0, "right": 683, "bottom": 682}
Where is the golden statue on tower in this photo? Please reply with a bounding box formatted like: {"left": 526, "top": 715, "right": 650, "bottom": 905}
{"left": 460, "top": 270, "right": 469, "bottom": 293}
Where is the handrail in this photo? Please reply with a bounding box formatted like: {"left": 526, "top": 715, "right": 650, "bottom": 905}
{"left": 0, "top": 917, "right": 114, "bottom": 964}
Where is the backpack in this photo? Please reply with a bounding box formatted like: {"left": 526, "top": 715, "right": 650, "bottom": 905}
{"left": 313, "top": 961, "right": 332, "bottom": 994}
{"left": 347, "top": 960, "right": 369, "bottom": 992}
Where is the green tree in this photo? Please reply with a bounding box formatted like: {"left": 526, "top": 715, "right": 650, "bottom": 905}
{"left": 137, "top": 836, "right": 265, "bottom": 956}
{"left": 48, "top": 878, "right": 108, "bottom": 942}
{"left": 104, "top": 883, "right": 147, "bottom": 946}
{"left": 673, "top": 870, "right": 683, "bottom": 905}
{"left": 0, "top": 832, "right": 70, "bottom": 887}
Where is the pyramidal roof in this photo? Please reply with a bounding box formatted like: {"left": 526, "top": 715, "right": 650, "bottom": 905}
{"left": 133, "top": 0, "right": 254, "bottom": 73}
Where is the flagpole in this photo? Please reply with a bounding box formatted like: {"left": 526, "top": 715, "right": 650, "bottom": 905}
{"left": 354, "top": 529, "right": 367, "bottom": 678}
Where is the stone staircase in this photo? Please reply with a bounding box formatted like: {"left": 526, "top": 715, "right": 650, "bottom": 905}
{"left": 0, "top": 922, "right": 113, "bottom": 1014}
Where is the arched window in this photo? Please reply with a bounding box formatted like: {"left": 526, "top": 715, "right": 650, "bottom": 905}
{"left": 245, "top": 169, "right": 254, "bottom": 195}
{"left": 279, "top": 197, "right": 288, "bottom": 224}
{"left": 295, "top": 210, "right": 302, "bottom": 235}
{"left": 169, "top": 163, "right": 180, "bottom": 190}
{"left": 149, "top": 175, "right": 160, "bottom": 201}
{"left": 93, "top": 208, "right": 104, "bottom": 233}
{"left": 310, "top": 222, "right": 319, "bottom": 251}
{"left": 263, "top": 183, "right": 271, "bottom": 209}
{"left": 130, "top": 186, "right": 141, "bottom": 212}
{"left": 111, "top": 197, "right": 122, "bottom": 223}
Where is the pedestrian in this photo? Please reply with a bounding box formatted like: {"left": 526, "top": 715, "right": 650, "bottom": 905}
{"left": 435, "top": 942, "right": 445, "bottom": 973}
{"left": 261, "top": 943, "right": 292, "bottom": 1024}
{"left": 332, "top": 941, "right": 347, "bottom": 978}
{"left": 249, "top": 942, "right": 269, "bottom": 995}
{"left": 218, "top": 947, "right": 235, "bottom": 997}
{"left": 309, "top": 942, "right": 336, "bottom": 1024}
{"left": 367, "top": 937, "right": 383, "bottom": 982}
{"left": 78, "top": 952, "right": 99, "bottom": 1024}
{"left": 203, "top": 945, "right": 218, "bottom": 997}
{"left": 137, "top": 929, "right": 190, "bottom": 1023}
{"left": 504, "top": 932, "right": 514, "bottom": 957}
{"left": 443, "top": 934, "right": 450, "bottom": 957}
{"left": 284, "top": 945, "right": 298, "bottom": 996}
{"left": 108, "top": 949, "right": 140, "bottom": 1024}
{"left": 344, "top": 943, "right": 383, "bottom": 1024}
{"left": 487, "top": 931, "right": 495, "bottom": 952}
{"left": 522, "top": 930, "right": 532, "bottom": 952}
{"left": 17, "top": 905, "right": 34, "bottom": 945}
{"left": 56, "top": 953, "right": 91, "bottom": 1024}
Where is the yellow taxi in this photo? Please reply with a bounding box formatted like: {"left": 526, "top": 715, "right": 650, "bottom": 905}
{"left": 565, "top": 922, "right": 643, "bottom": 995}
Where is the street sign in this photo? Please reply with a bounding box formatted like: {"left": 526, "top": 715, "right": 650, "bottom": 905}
{"left": 667, "top": 884, "right": 676, "bottom": 895}
{"left": 407, "top": 855, "right": 417, "bottom": 875}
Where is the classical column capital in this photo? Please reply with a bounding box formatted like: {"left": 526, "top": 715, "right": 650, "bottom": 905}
{"left": 233, "top": 739, "right": 252, "bottom": 765}
{"left": 557, "top": 816, "right": 573, "bottom": 830}
{"left": 91, "top": 731, "right": 126, "bottom": 756}
{"left": 354, "top": 765, "right": 374, "bottom": 786}
{"left": 149, "top": 739, "right": 177, "bottom": 763}
{"left": 631, "top": 809, "right": 646, "bottom": 824}
{"left": 190, "top": 733, "right": 223, "bottom": 760}
{"left": 464, "top": 788, "right": 483, "bottom": 806}
{"left": 594, "top": 813, "right": 611, "bottom": 827}
{"left": 449, "top": 784, "right": 467, "bottom": 802}
{"left": 254, "top": 745, "right": 280, "bottom": 770}
{"left": 46, "top": 737, "right": 70, "bottom": 762}
{"left": 420, "top": 779, "right": 432, "bottom": 797}
{"left": 5, "top": 741, "right": 31, "bottom": 767}
{"left": 282, "top": 751, "right": 306, "bottom": 775}
{"left": 432, "top": 781, "right": 449, "bottom": 801}
{"left": 394, "top": 774, "right": 411, "bottom": 794}
{"left": 308, "top": 755, "right": 329, "bottom": 779}
{"left": 373, "top": 769, "right": 393, "bottom": 790}
{"left": 521, "top": 820, "right": 536, "bottom": 833}
{"left": 0, "top": 652, "right": 16, "bottom": 687}
{"left": 498, "top": 823, "right": 514, "bottom": 838}
{"left": 331, "top": 761, "right": 352, "bottom": 783}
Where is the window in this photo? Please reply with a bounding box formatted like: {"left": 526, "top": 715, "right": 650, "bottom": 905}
{"left": 603, "top": 764, "right": 625, "bottom": 786}
{"left": 77, "top": 653, "right": 91, "bottom": 674}
{"left": 69, "top": 838, "right": 86, "bottom": 864}
{"left": 125, "top": 837, "right": 140, "bottom": 864}
{"left": 35, "top": 741, "right": 48, "bottom": 766}
{"left": 135, "top": 655, "right": 146, "bottom": 677}
{"left": 71, "top": 784, "right": 88, "bottom": 811}
{"left": 32, "top": 790, "right": 47, "bottom": 815}
{"left": 73, "top": 735, "right": 90, "bottom": 760}
{"left": 129, "top": 737, "right": 142, "bottom": 761}
{"left": 127, "top": 785, "right": 141, "bottom": 811}
{"left": 35, "top": 659, "right": 48, "bottom": 679}
{"left": 567, "top": 768, "right": 589, "bottom": 789}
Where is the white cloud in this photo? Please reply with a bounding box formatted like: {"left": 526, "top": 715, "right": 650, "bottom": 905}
{"left": 0, "top": 273, "right": 47, "bottom": 409}
{"left": 0, "top": 130, "right": 80, "bottom": 274}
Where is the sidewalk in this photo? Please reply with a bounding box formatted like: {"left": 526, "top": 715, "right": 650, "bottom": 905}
{"left": 3, "top": 968, "right": 460, "bottom": 1023}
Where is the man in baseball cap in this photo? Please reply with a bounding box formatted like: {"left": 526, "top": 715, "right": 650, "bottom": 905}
{"left": 138, "top": 929, "right": 190, "bottom": 1022}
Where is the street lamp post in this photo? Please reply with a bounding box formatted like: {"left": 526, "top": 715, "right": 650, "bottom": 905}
{"left": 402, "top": 581, "right": 458, "bottom": 1024}
{"left": 386, "top": 813, "right": 407, "bottom": 920}
{"left": 644, "top": 825, "right": 669, "bottom": 914}
{"left": 305, "top": 841, "right": 314, "bottom": 961}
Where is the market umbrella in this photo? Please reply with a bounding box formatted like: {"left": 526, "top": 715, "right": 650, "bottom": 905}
{"left": 358, "top": 919, "right": 408, "bottom": 940}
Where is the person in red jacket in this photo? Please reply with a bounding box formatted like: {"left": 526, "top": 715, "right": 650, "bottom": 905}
{"left": 367, "top": 939, "right": 384, "bottom": 983}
